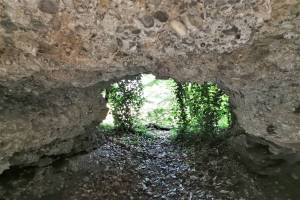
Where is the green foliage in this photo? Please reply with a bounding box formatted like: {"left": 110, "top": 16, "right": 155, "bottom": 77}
{"left": 172, "top": 81, "right": 188, "bottom": 132}
{"left": 132, "top": 119, "right": 150, "bottom": 136}
{"left": 97, "top": 123, "right": 115, "bottom": 135}
{"left": 106, "top": 76, "right": 145, "bottom": 133}
{"left": 172, "top": 81, "right": 231, "bottom": 139}
{"left": 102, "top": 74, "right": 231, "bottom": 141}
{"left": 146, "top": 108, "right": 174, "bottom": 127}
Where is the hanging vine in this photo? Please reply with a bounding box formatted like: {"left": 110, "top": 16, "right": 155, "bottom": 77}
{"left": 172, "top": 81, "right": 231, "bottom": 138}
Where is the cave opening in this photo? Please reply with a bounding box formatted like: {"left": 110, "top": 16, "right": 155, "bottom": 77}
{"left": 99, "top": 73, "right": 232, "bottom": 140}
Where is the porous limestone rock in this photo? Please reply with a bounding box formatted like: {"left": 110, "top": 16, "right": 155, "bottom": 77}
{"left": 0, "top": 0, "right": 299, "bottom": 175}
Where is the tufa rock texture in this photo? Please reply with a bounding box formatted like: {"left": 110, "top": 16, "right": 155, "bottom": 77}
{"left": 0, "top": 0, "right": 299, "bottom": 175}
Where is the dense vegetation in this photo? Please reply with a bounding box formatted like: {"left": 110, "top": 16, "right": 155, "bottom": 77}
{"left": 172, "top": 81, "right": 231, "bottom": 139}
{"left": 103, "top": 74, "right": 231, "bottom": 139}
{"left": 105, "top": 75, "right": 144, "bottom": 133}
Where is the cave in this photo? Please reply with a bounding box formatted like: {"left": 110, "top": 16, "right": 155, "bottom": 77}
{"left": 0, "top": 0, "right": 300, "bottom": 199}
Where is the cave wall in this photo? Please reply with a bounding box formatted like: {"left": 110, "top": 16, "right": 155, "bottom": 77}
{"left": 0, "top": 82, "right": 108, "bottom": 173}
{"left": 0, "top": 0, "right": 299, "bottom": 175}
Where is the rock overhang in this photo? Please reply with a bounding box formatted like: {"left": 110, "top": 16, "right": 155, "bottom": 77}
{"left": 0, "top": 0, "right": 299, "bottom": 175}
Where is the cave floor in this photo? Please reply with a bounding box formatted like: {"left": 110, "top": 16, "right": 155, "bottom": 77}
{"left": 0, "top": 130, "right": 292, "bottom": 200}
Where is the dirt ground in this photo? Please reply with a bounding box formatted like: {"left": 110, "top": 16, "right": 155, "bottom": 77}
{"left": 0, "top": 130, "right": 296, "bottom": 200}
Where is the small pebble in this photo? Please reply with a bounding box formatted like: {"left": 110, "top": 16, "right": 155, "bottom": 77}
{"left": 140, "top": 15, "right": 154, "bottom": 28}
{"left": 38, "top": 0, "right": 58, "bottom": 14}
{"left": 170, "top": 20, "right": 187, "bottom": 37}
{"left": 5, "top": 60, "right": 12, "bottom": 65}
{"left": 154, "top": 11, "right": 169, "bottom": 22}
